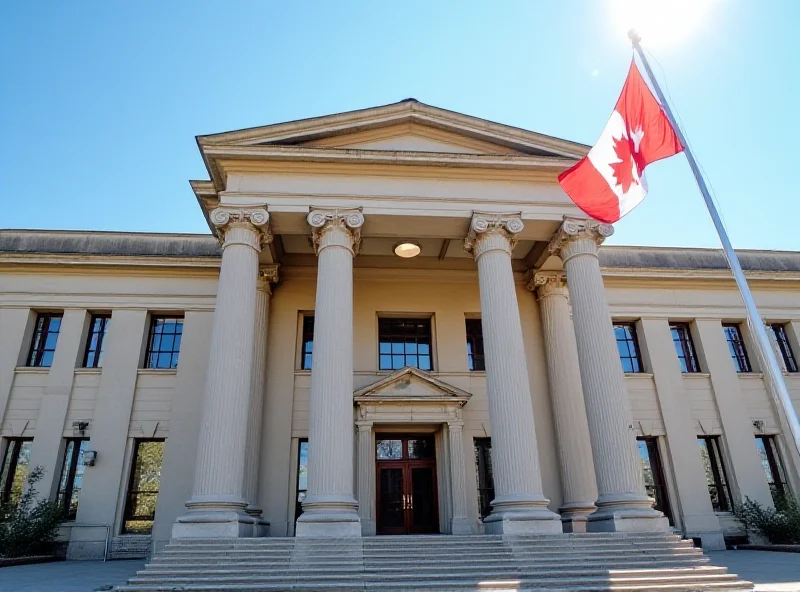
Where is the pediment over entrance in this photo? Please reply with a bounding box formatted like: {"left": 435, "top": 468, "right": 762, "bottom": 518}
{"left": 354, "top": 367, "right": 472, "bottom": 406}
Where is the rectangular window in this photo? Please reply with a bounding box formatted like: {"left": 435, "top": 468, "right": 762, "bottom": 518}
{"left": 770, "top": 324, "right": 798, "bottom": 373}
{"left": 0, "top": 438, "right": 33, "bottom": 507}
{"left": 755, "top": 435, "right": 789, "bottom": 501}
{"left": 145, "top": 316, "right": 184, "bottom": 369}
{"left": 295, "top": 439, "right": 308, "bottom": 521}
{"left": 301, "top": 316, "right": 314, "bottom": 370}
{"left": 26, "top": 313, "right": 63, "bottom": 368}
{"left": 614, "top": 322, "right": 643, "bottom": 373}
{"left": 473, "top": 438, "right": 494, "bottom": 520}
{"left": 83, "top": 314, "right": 111, "bottom": 368}
{"left": 698, "top": 436, "right": 734, "bottom": 513}
{"left": 465, "top": 319, "right": 485, "bottom": 372}
{"left": 723, "top": 323, "right": 752, "bottom": 373}
{"left": 122, "top": 439, "right": 165, "bottom": 534}
{"left": 57, "top": 438, "right": 89, "bottom": 520}
{"left": 670, "top": 323, "right": 700, "bottom": 373}
{"left": 636, "top": 437, "right": 673, "bottom": 524}
{"left": 378, "top": 318, "right": 433, "bottom": 371}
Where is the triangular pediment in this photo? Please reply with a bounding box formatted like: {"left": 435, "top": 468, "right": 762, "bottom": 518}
{"left": 354, "top": 366, "right": 472, "bottom": 406}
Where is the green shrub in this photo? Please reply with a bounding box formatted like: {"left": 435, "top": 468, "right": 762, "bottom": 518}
{"left": 736, "top": 494, "right": 800, "bottom": 545}
{"left": 0, "top": 466, "right": 64, "bottom": 558}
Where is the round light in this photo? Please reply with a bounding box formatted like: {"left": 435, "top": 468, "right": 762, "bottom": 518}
{"left": 394, "top": 241, "right": 421, "bottom": 258}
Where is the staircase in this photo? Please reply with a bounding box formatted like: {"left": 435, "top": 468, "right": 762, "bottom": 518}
{"left": 116, "top": 532, "right": 753, "bottom": 591}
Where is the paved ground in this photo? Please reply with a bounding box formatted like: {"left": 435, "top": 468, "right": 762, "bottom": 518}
{"left": 0, "top": 550, "right": 795, "bottom": 592}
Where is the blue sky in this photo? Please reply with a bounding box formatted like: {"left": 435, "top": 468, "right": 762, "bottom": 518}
{"left": 2, "top": 1, "right": 798, "bottom": 250}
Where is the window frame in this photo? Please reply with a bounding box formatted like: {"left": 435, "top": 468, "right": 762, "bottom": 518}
{"left": 0, "top": 437, "right": 33, "bottom": 506}
{"left": 636, "top": 436, "right": 673, "bottom": 524}
{"left": 698, "top": 436, "right": 734, "bottom": 513}
{"left": 722, "top": 323, "right": 752, "bottom": 373}
{"left": 57, "top": 438, "right": 89, "bottom": 520}
{"left": 83, "top": 314, "right": 111, "bottom": 369}
{"left": 377, "top": 317, "right": 434, "bottom": 371}
{"left": 144, "top": 315, "right": 184, "bottom": 370}
{"left": 465, "top": 318, "right": 485, "bottom": 372}
{"left": 295, "top": 438, "right": 309, "bottom": 521}
{"left": 26, "top": 313, "right": 63, "bottom": 368}
{"left": 613, "top": 322, "right": 644, "bottom": 373}
{"left": 770, "top": 324, "right": 799, "bottom": 373}
{"left": 670, "top": 322, "right": 701, "bottom": 373}
{"left": 755, "top": 435, "right": 789, "bottom": 500}
{"left": 122, "top": 438, "right": 165, "bottom": 534}
{"left": 473, "top": 437, "right": 494, "bottom": 521}
{"left": 300, "top": 315, "right": 314, "bottom": 371}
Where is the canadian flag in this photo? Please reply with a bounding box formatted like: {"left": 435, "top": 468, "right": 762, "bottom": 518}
{"left": 558, "top": 60, "right": 684, "bottom": 223}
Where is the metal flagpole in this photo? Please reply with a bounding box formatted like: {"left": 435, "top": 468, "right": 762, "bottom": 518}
{"left": 628, "top": 29, "right": 800, "bottom": 459}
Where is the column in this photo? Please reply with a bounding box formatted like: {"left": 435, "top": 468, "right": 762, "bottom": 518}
{"left": 464, "top": 212, "right": 561, "bottom": 534}
{"left": 548, "top": 218, "right": 668, "bottom": 532}
{"left": 242, "top": 266, "right": 278, "bottom": 536}
{"left": 530, "top": 273, "right": 597, "bottom": 532}
{"left": 173, "top": 206, "right": 270, "bottom": 538}
{"left": 356, "top": 421, "right": 375, "bottom": 535}
{"left": 447, "top": 421, "right": 472, "bottom": 534}
{"left": 296, "top": 208, "right": 362, "bottom": 537}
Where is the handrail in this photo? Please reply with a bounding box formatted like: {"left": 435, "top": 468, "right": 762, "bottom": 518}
{"left": 59, "top": 522, "right": 110, "bottom": 562}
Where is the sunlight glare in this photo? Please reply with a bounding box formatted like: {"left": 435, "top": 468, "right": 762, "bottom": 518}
{"left": 611, "top": 0, "right": 715, "bottom": 48}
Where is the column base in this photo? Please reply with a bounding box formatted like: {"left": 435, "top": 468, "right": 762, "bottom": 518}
{"left": 451, "top": 517, "right": 474, "bottom": 535}
{"left": 586, "top": 494, "right": 671, "bottom": 533}
{"left": 559, "top": 501, "right": 595, "bottom": 533}
{"left": 483, "top": 495, "right": 562, "bottom": 534}
{"left": 172, "top": 511, "right": 258, "bottom": 538}
{"left": 296, "top": 495, "right": 361, "bottom": 538}
{"left": 244, "top": 504, "right": 271, "bottom": 537}
{"left": 361, "top": 519, "right": 376, "bottom": 536}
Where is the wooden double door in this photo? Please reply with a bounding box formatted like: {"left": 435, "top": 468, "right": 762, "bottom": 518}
{"left": 376, "top": 435, "right": 439, "bottom": 534}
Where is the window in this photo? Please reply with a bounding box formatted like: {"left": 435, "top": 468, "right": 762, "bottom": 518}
{"left": 378, "top": 318, "right": 433, "bottom": 371}
{"left": 755, "top": 436, "right": 789, "bottom": 501}
{"left": 145, "top": 316, "right": 183, "bottom": 369}
{"left": 698, "top": 436, "right": 734, "bottom": 513}
{"left": 295, "top": 439, "right": 308, "bottom": 521}
{"left": 770, "top": 324, "right": 798, "bottom": 373}
{"left": 301, "top": 316, "right": 314, "bottom": 370}
{"left": 0, "top": 438, "right": 33, "bottom": 506}
{"left": 670, "top": 323, "right": 700, "bottom": 373}
{"left": 465, "top": 319, "right": 485, "bottom": 372}
{"left": 637, "top": 437, "right": 673, "bottom": 524}
{"left": 723, "top": 323, "right": 752, "bottom": 373}
{"left": 83, "top": 314, "right": 110, "bottom": 368}
{"left": 614, "top": 323, "right": 643, "bottom": 373}
{"left": 26, "top": 313, "right": 62, "bottom": 367}
{"left": 57, "top": 438, "right": 89, "bottom": 520}
{"left": 122, "top": 439, "right": 165, "bottom": 534}
{"left": 474, "top": 438, "right": 494, "bottom": 520}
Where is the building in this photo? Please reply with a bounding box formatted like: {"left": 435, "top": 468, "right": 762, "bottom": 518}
{"left": 1, "top": 100, "right": 798, "bottom": 561}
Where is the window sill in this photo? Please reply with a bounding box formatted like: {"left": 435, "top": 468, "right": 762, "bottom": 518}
{"left": 737, "top": 373, "right": 765, "bottom": 379}
{"left": 681, "top": 373, "right": 711, "bottom": 378}
{"left": 624, "top": 372, "right": 654, "bottom": 378}
{"left": 14, "top": 366, "right": 50, "bottom": 375}
{"left": 137, "top": 368, "right": 178, "bottom": 376}
{"left": 74, "top": 368, "right": 102, "bottom": 375}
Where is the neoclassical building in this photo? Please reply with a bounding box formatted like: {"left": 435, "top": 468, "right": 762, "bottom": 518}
{"left": 1, "top": 100, "right": 798, "bottom": 560}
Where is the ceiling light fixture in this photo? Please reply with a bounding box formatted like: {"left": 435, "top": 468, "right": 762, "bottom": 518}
{"left": 393, "top": 241, "right": 421, "bottom": 258}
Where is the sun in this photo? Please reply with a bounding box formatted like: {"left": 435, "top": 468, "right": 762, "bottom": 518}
{"left": 610, "top": 0, "right": 716, "bottom": 48}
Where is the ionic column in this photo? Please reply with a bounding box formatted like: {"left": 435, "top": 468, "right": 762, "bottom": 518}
{"left": 447, "top": 421, "right": 472, "bottom": 534}
{"left": 548, "top": 218, "right": 668, "bottom": 532}
{"left": 530, "top": 272, "right": 597, "bottom": 532}
{"left": 242, "top": 266, "right": 278, "bottom": 536}
{"left": 464, "top": 212, "right": 561, "bottom": 534}
{"left": 174, "top": 207, "right": 270, "bottom": 538}
{"left": 296, "top": 208, "right": 362, "bottom": 537}
{"left": 356, "top": 421, "right": 375, "bottom": 535}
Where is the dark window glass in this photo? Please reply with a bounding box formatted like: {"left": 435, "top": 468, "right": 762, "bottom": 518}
{"left": 26, "top": 313, "right": 63, "bottom": 367}
{"left": 83, "top": 315, "right": 111, "bottom": 368}
{"left": 770, "top": 324, "right": 798, "bottom": 373}
{"left": 295, "top": 439, "right": 308, "bottom": 521}
{"left": 0, "top": 438, "right": 33, "bottom": 507}
{"left": 376, "top": 439, "right": 403, "bottom": 460}
{"left": 57, "top": 438, "right": 89, "bottom": 520}
{"left": 123, "top": 439, "right": 165, "bottom": 534}
{"left": 145, "top": 316, "right": 183, "bottom": 369}
{"left": 723, "top": 324, "right": 751, "bottom": 373}
{"left": 698, "top": 436, "right": 734, "bottom": 512}
{"left": 670, "top": 323, "right": 700, "bottom": 373}
{"left": 614, "top": 323, "right": 643, "bottom": 373}
{"left": 474, "top": 438, "right": 494, "bottom": 520}
{"left": 755, "top": 436, "right": 789, "bottom": 502}
{"left": 378, "top": 318, "right": 433, "bottom": 371}
{"left": 465, "top": 319, "right": 485, "bottom": 372}
{"left": 637, "top": 437, "right": 673, "bottom": 524}
{"left": 301, "top": 316, "right": 314, "bottom": 370}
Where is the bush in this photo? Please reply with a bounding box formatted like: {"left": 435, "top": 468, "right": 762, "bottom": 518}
{"left": 0, "top": 466, "right": 64, "bottom": 558}
{"left": 736, "top": 494, "right": 800, "bottom": 545}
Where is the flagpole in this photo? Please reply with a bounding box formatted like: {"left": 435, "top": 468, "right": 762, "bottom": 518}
{"left": 628, "top": 29, "right": 800, "bottom": 460}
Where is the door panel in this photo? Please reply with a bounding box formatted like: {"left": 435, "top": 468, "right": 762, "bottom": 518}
{"left": 409, "top": 465, "right": 437, "bottom": 533}
{"left": 377, "top": 466, "right": 406, "bottom": 534}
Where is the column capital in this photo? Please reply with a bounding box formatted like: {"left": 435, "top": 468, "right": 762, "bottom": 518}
{"left": 528, "top": 272, "right": 568, "bottom": 300}
{"left": 211, "top": 206, "right": 272, "bottom": 251}
{"left": 356, "top": 421, "right": 374, "bottom": 432}
{"left": 548, "top": 218, "right": 613, "bottom": 263}
{"left": 463, "top": 211, "right": 524, "bottom": 259}
{"left": 256, "top": 265, "right": 280, "bottom": 294}
{"left": 307, "top": 208, "right": 364, "bottom": 255}
{"left": 446, "top": 420, "right": 465, "bottom": 430}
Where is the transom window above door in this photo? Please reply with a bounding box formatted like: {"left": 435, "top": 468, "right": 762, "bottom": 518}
{"left": 378, "top": 318, "right": 433, "bottom": 371}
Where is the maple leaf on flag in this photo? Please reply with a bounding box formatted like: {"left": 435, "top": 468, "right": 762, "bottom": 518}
{"left": 609, "top": 133, "right": 642, "bottom": 193}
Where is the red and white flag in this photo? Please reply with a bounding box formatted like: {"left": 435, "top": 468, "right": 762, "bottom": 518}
{"left": 558, "top": 60, "right": 684, "bottom": 223}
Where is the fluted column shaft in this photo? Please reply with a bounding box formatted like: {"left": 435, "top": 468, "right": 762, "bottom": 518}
{"left": 356, "top": 421, "right": 375, "bottom": 535}
{"left": 549, "top": 218, "right": 667, "bottom": 532}
{"left": 531, "top": 273, "right": 597, "bottom": 530}
{"left": 465, "top": 212, "right": 561, "bottom": 534}
{"left": 447, "top": 421, "right": 472, "bottom": 534}
{"left": 296, "top": 208, "right": 363, "bottom": 537}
